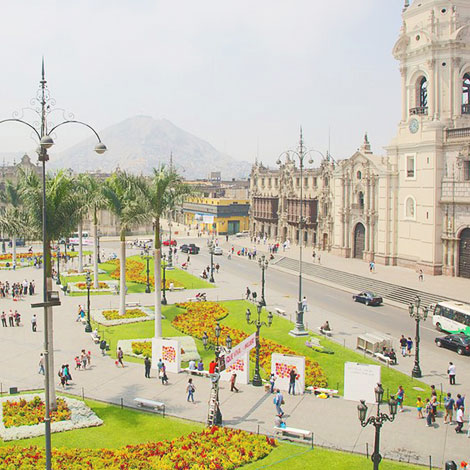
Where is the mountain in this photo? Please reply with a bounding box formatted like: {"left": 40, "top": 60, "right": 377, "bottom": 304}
{"left": 51, "top": 116, "right": 251, "bottom": 179}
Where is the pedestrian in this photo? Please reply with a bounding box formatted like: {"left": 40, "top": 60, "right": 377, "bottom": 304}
{"left": 444, "top": 392, "right": 455, "bottom": 424}
{"left": 416, "top": 396, "right": 423, "bottom": 419}
{"left": 117, "top": 347, "right": 124, "bottom": 367}
{"left": 245, "top": 287, "right": 251, "bottom": 301}
{"left": 430, "top": 391, "right": 438, "bottom": 422}
{"left": 399, "top": 335, "right": 407, "bottom": 357}
{"left": 144, "top": 356, "right": 151, "bottom": 378}
{"left": 186, "top": 378, "right": 195, "bottom": 402}
{"left": 215, "top": 263, "right": 220, "bottom": 273}
{"left": 160, "top": 363, "right": 168, "bottom": 385}
{"left": 369, "top": 262, "right": 373, "bottom": 273}
{"left": 448, "top": 362, "right": 456, "bottom": 385}
{"left": 312, "top": 251, "right": 316, "bottom": 262}
{"left": 456, "top": 406, "right": 465, "bottom": 433}
{"left": 1, "top": 311, "right": 6, "bottom": 327}
{"left": 100, "top": 339, "right": 107, "bottom": 356}
{"left": 418, "top": 269, "right": 424, "bottom": 282}
{"left": 406, "top": 337, "right": 413, "bottom": 356}
{"left": 74, "top": 356, "right": 81, "bottom": 370}
{"left": 269, "top": 373, "right": 276, "bottom": 393}
{"left": 80, "top": 349, "right": 88, "bottom": 369}
{"left": 230, "top": 373, "right": 239, "bottom": 392}
{"left": 8, "top": 310, "right": 14, "bottom": 327}
{"left": 396, "top": 385, "right": 405, "bottom": 412}
{"left": 274, "top": 389, "right": 284, "bottom": 416}
{"left": 455, "top": 394, "right": 465, "bottom": 412}
{"left": 425, "top": 398, "right": 433, "bottom": 427}
{"left": 288, "top": 368, "right": 297, "bottom": 395}
{"left": 38, "top": 354, "right": 45, "bottom": 375}
{"left": 252, "top": 291, "right": 257, "bottom": 302}
{"left": 31, "top": 314, "right": 37, "bottom": 332}
{"left": 301, "top": 297, "right": 308, "bottom": 313}
{"left": 87, "top": 350, "right": 91, "bottom": 366}
{"left": 59, "top": 366, "right": 66, "bottom": 388}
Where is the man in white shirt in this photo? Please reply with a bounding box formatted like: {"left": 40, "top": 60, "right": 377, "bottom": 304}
{"left": 456, "top": 406, "right": 464, "bottom": 433}
{"left": 448, "top": 362, "right": 456, "bottom": 385}
{"left": 188, "top": 359, "right": 196, "bottom": 370}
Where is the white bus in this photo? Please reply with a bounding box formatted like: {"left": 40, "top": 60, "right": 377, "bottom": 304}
{"left": 68, "top": 231, "right": 93, "bottom": 246}
{"left": 432, "top": 301, "right": 470, "bottom": 335}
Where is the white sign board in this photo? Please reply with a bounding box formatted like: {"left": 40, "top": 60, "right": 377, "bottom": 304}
{"left": 271, "top": 353, "right": 305, "bottom": 394}
{"left": 344, "top": 362, "right": 381, "bottom": 404}
{"left": 202, "top": 215, "right": 214, "bottom": 224}
{"left": 220, "top": 352, "right": 250, "bottom": 385}
{"left": 225, "top": 333, "right": 256, "bottom": 370}
{"left": 152, "top": 337, "right": 181, "bottom": 373}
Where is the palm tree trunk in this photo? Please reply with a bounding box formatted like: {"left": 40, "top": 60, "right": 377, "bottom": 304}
{"left": 93, "top": 209, "right": 99, "bottom": 290}
{"left": 78, "top": 222, "right": 83, "bottom": 273}
{"left": 12, "top": 235, "right": 17, "bottom": 267}
{"left": 119, "top": 230, "right": 126, "bottom": 316}
{"left": 154, "top": 218, "right": 162, "bottom": 338}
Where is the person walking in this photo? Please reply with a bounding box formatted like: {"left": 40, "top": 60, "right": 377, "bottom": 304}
{"left": 230, "top": 373, "right": 239, "bottom": 392}
{"left": 1, "top": 311, "right": 6, "bottom": 327}
{"left": 399, "top": 335, "right": 407, "bottom": 357}
{"left": 31, "top": 314, "right": 37, "bottom": 332}
{"left": 456, "top": 406, "right": 465, "bottom": 433}
{"left": 274, "top": 389, "right": 284, "bottom": 416}
{"left": 406, "top": 337, "right": 413, "bottom": 356}
{"left": 456, "top": 394, "right": 465, "bottom": 412}
{"left": 186, "top": 378, "right": 195, "bottom": 402}
{"left": 425, "top": 399, "right": 433, "bottom": 427}
{"left": 301, "top": 297, "right": 308, "bottom": 313}
{"left": 144, "top": 356, "right": 151, "bottom": 378}
{"left": 396, "top": 385, "right": 405, "bottom": 412}
{"left": 116, "top": 347, "right": 124, "bottom": 367}
{"left": 416, "top": 396, "right": 424, "bottom": 419}
{"left": 448, "top": 362, "right": 456, "bottom": 385}
{"left": 38, "top": 354, "right": 45, "bottom": 375}
{"left": 430, "top": 391, "right": 438, "bottom": 422}
{"left": 418, "top": 269, "right": 424, "bottom": 282}
{"left": 288, "top": 368, "right": 297, "bottom": 395}
{"left": 444, "top": 392, "right": 455, "bottom": 424}
{"left": 8, "top": 310, "right": 14, "bottom": 327}
{"left": 269, "top": 373, "right": 276, "bottom": 394}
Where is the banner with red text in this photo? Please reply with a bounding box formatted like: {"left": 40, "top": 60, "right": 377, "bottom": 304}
{"left": 224, "top": 333, "right": 256, "bottom": 370}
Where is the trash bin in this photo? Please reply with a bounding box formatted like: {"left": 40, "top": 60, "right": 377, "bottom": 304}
{"left": 445, "top": 461, "right": 457, "bottom": 470}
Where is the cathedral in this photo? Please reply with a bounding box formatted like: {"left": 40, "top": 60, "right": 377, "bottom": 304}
{"left": 250, "top": 0, "right": 470, "bottom": 278}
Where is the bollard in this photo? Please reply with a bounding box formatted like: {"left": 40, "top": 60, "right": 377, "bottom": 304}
{"left": 311, "top": 433, "right": 314, "bottom": 449}
{"left": 121, "top": 398, "right": 123, "bottom": 409}
{"left": 81, "top": 387, "right": 84, "bottom": 401}
{"left": 343, "top": 339, "right": 346, "bottom": 348}
{"left": 257, "top": 424, "right": 259, "bottom": 435}
{"left": 428, "top": 455, "right": 432, "bottom": 470}
{"left": 366, "top": 442, "right": 369, "bottom": 459}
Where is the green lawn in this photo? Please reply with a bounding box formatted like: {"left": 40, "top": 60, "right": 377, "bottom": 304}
{"left": 95, "top": 299, "right": 431, "bottom": 406}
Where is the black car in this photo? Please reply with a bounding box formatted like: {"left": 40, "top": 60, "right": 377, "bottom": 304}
{"left": 352, "top": 291, "right": 383, "bottom": 306}
{"left": 180, "top": 243, "right": 200, "bottom": 254}
{"left": 435, "top": 333, "right": 470, "bottom": 355}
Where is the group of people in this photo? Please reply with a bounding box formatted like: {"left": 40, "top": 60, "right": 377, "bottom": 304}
{"left": 58, "top": 364, "right": 73, "bottom": 387}
{"left": 200, "top": 264, "right": 219, "bottom": 280}
{"left": 0, "top": 279, "right": 35, "bottom": 300}
{"left": 399, "top": 335, "right": 414, "bottom": 357}
{"left": 75, "top": 349, "right": 91, "bottom": 370}
{"left": 0, "top": 309, "right": 21, "bottom": 328}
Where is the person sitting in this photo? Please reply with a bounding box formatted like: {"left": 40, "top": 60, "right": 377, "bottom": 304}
{"left": 274, "top": 414, "right": 286, "bottom": 429}
{"left": 201, "top": 271, "right": 208, "bottom": 279}
{"left": 320, "top": 321, "right": 331, "bottom": 334}
{"left": 91, "top": 329, "right": 100, "bottom": 341}
{"left": 188, "top": 359, "right": 196, "bottom": 370}
{"left": 197, "top": 360, "right": 204, "bottom": 371}
{"left": 388, "top": 349, "right": 397, "bottom": 365}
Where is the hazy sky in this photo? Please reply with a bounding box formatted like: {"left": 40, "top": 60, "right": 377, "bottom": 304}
{"left": 0, "top": 0, "right": 405, "bottom": 166}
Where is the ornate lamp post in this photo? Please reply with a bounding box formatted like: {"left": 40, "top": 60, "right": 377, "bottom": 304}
{"left": 208, "top": 241, "right": 215, "bottom": 283}
{"left": 246, "top": 302, "right": 273, "bottom": 386}
{"left": 63, "top": 239, "right": 68, "bottom": 263}
{"left": 226, "top": 334, "right": 232, "bottom": 351}
{"left": 212, "top": 322, "right": 223, "bottom": 425}
{"left": 277, "top": 129, "right": 313, "bottom": 337}
{"left": 56, "top": 245, "right": 61, "bottom": 285}
{"left": 84, "top": 271, "right": 92, "bottom": 333}
{"left": 202, "top": 331, "right": 209, "bottom": 350}
{"left": 144, "top": 247, "right": 151, "bottom": 294}
{"left": 357, "top": 384, "right": 398, "bottom": 470}
{"left": 258, "top": 255, "right": 269, "bottom": 307}
{"left": 161, "top": 254, "right": 167, "bottom": 305}
{"left": 0, "top": 60, "right": 106, "bottom": 470}
{"left": 408, "top": 295, "right": 428, "bottom": 378}
{"left": 97, "top": 230, "right": 101, "bottom": 264}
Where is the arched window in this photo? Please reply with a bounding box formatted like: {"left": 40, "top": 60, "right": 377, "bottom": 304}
{"left": 462, "top": 73, "right": 470, "bottom": 114}
{"left": 419, "top": 76, "right": 428, "bottom": 108}
{"left": 405, "top": 197, "right": 416, "bottom": 219}
{"left": 357, "top": 170, "right": 362, "bottom": 180}
{"left": 358, "top": 191, "right": 364, "bottom": 209}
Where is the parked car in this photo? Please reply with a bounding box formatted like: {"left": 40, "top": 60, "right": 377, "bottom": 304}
{"left": 213, "top": 246, "right": 223, "bottom": 255}
{"left": 235, "top": 231, "right": 249, "bottom": 238}
{"left": 435, "top": 333, "right": 470, "bottom": 355}
{"left": 352, "top": 291, "right": 383, "bottom": 306}
{"left": 180, "top": 244, "right": 200, "bottom": 254}
{"left": 163, "top": 239, "right": 177, "bottom": 246}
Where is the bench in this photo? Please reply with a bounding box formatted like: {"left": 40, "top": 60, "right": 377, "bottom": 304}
{"left": 317, "top": 327, "right": 333, "bottom": 337}
{"left": 126, "top": 302, "right": 141, "bottom": 308}
{"left": 274, "top": 426, "right": 312, "bottom": 441}
{"left": 305, "top": 338, "right": 324, "bottom": 350}
{"left": 275, "top": 308, "right": 286, "bottom": 316}
{"left": 89, "top": 333, "right": 100, "bottom": 344}
{"left": 374, "top": 352, "right": 394, "bottom": 365}
{"left": 134, "top": 398, "right": 165, "bottom": 416}
{"left": 182, "top": 367, "right": 211, "bottom": 377}
{"left": 307, "top": 387, "right": 339, "bottom": 397}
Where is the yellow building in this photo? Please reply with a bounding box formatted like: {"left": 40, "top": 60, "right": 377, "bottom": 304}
{"left": 182, "top": 197, "right": 250, "bottom": 235}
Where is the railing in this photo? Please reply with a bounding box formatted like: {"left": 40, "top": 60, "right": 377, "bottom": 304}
{"left": 446, "top": 127, "right": 470, "bottom": 139}
{"left": 462, "top": 104, "right": 470, "bottom": 115}
{"left": 409, "top": 106, "right": 428, "bottom": 116}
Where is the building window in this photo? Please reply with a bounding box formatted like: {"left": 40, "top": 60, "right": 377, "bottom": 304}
{"left": 464, "top": 161, "right": 470, "bottom": 181}
{"left": 313, "top": 177, "right": 317, "bottom": 187}
{"left": 304, "top": 177, "right": 308, "bottom": 188}
{"left": 323, "top": 177, "right": 329, "bottom": 187}
{"left": 358, "top": 191, "right": 364, "bottom": 209}
{"left": 296, "top": 177, "right": 300, "bottom": 187}
{"left": 261, "top": 178, "right": 265, "bottom": 188}
{"left": 418, "top": 76, "right": 428, "bottom": 108}
{"left": 405, "top": 196, "right": 416, "bottom": 219}
{"left": 357, "top": 171, "right": 362, "bottom": 180}
{"left": 406, "top": 155, "right": 415, "bottom": 178}
{"left": 274, "top": 178, "right": 278, "bottom": 187}
{"left": 323, "top": 203, "right": 328, "bottom": 216}
{"left": 463, "top": 73, "right": 470, "bottom": 114}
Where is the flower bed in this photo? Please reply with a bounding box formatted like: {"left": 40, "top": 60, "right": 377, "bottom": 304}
{"left": 103, "top": 308, "right": 147, "bottom": 320}
{"left": 0, "top": 394, "right": 102, "bottom": 441}
{"left": 2, "top": 396, "right": 71, "bottom": 428}
{"left": 76, "top": 281, "right": 109, "bottom": 290}
{"left": 174, "top": 302, "right": 327, "bottom": 387}
{"left": 91, "top": 307, "right": 155, "bottom": 326}
{"left": 0, "top": 426, "right": 275, "bottom": 468}
{"left": 67, "top": 280, "right": 118, "bottom": 294}
{"left": 108, "top": 258, "right": 183, "bottom": 289}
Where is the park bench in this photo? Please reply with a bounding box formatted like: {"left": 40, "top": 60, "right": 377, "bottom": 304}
{"left": 182, "top": 367, "right": 211, "bottom": 378}
{"left": 126, "top": 301, "right": 141, "bottom": 308}
{"left": 89, "top": 333, "right": 100, "bottom": 344}
{"left": 317, "top": 327, "right": 333, "bottom": 337}
{"left": 274, "top": 308, "right": 286, "bottom": 316}
{"left": 374, "top": 352, "right": 394, "bottom": 365}
{"left": 305, "top": 337, "right": 324, "bottom": 350}
{"left": 134, "top": 397, "right": 165, "bottom": 416}
{"left": 307, "top": 386, "right": 339, "bottom": 398}
{"left": 274, "top": 426, "right": 312, "bottom": 441}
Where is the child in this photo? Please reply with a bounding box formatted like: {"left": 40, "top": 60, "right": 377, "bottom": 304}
{"left": 416, "top": 396, "right": 423, "bottom": 419}
{"left": 74, "top": 356, "right": 81, "bottom": 370}
{"left": 396, "top": 385, "right": 405, "bottom": 412}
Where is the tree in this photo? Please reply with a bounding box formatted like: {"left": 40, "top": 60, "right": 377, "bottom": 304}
{"left": 20, "top": 169, "right": 82, "bottom": 409}
{"left": 77, "top": 174, "right": 107, "bottom": 288}
{"left": 102, "top": 171, "right": 148, "bottom": 315}
{"left": 140, "top": 166, "right": 191, "bottom": 338}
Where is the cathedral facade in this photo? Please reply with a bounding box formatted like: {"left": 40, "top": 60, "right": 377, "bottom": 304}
{"left": 250, "top": 0, "right": 470, "bottom": 278}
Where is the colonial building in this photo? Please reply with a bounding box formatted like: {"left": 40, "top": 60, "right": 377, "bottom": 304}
{"left": 250, "top": 0, "right": 470, "bottom": 278}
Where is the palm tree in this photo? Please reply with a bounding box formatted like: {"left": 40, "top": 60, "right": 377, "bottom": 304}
{"left": 77, "top": 174, "right": 107, "bottom": 287}
{"left": 140, "top": 166, "right": 191, "bottom": 338}
{"left": 102, "top": 171, "right": 148, "bottom": 315}
{"left": 20, "top": 169, "right": 82, "bottom": 409}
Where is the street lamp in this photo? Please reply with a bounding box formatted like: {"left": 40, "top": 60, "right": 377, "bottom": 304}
{"left": 277, "top": 129, "right": 313, "bottom": 337}
{"left": 408, "top": 295, "right": 429, "bottom": 378}
{"left": 97, "top": 230, "right": 101, "bottom": 264}
{"left": 202, "top": 331, "right": 209, "bottom": 350}
{"left": 211, "top": 322, "right": 223, "bottom": 425}
{"left": 84, "top": 271, "right": 92, "bottom": 333}
{"left": 56, "top": 245, "right": 61, "bottom": 285}
{"left": 144, "top": 248, "right": 151, "bottom": 294}
{"left": 0, "top": 60, "right": 106, "bottom": 470}
{"left": 226, "top": 334, "right": 232, "bottom": 350}
{"left": 208, "top": 241, "right": 215, "bottom": 283}
{"left": 246, "top": 302, "right": 274, "bottom": 386}
{"left": 161, "top": 254, "right": 167, "bottom": 305}
{"left": 258, "top": 255, "right": 269, "bottom": 307}
{"left": 357, "top": 384, "right": 398, "bottom": 470}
